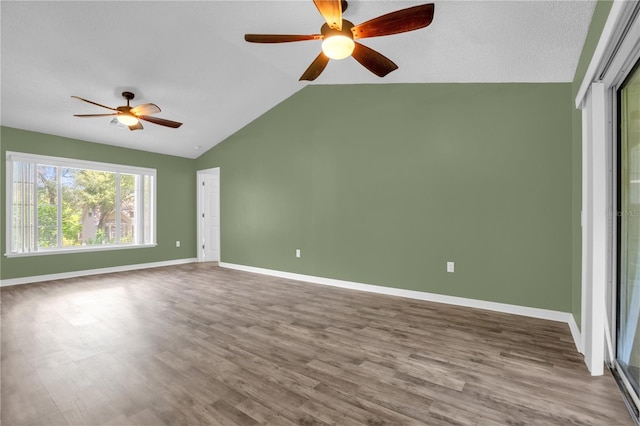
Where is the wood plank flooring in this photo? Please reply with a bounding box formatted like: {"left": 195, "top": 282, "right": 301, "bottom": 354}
{"left": 1, "top": 262, "right": 633, "bottom": 425}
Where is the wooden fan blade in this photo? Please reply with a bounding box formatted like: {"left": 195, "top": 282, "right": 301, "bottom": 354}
{"left": 299, "top": 52, "right": 330, "bottom": 81}
{"left": 71, "top": 96, "right": 117, "bottom": 111}
{"left": 351, "top": 42, "right": 398, "bottom": 77}
{"left": 245, "top": 34, "right": 321, "bottom": 43}
{"left": 74, "top": 113, "right": 117, "bottom": 117}
{"left": 313, "top": 0, "right": 342, "bottom": 30}
{"left": 138, "top": 115, "right": 182, "bottom": 128}
{"left": 128, "top": 122, "right": 144, "bottom": 131}
{"left": 351, "top": 4, "right": 434, "bottom": 39}
{"left": 131, "top": 103, "right": 161, "bottom": 116}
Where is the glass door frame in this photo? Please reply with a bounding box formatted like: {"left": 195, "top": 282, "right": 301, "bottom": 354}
{"left": 614, "top": 57, "right": 640, "bottom": 421}
{"left": 575, "top": 0, "right": 640, "bottom": 386}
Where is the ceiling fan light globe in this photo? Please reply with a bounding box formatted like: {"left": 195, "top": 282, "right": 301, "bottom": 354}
{"left": 117, "top": 114, "right": 139, "bottom": 126}
{"left": 322, "top": 35, "right": 355, "bottom": 60}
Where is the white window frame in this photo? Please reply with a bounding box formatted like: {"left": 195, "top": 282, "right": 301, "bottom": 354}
{"left": 5, "top": 151, "right": 157, "bottom": 257}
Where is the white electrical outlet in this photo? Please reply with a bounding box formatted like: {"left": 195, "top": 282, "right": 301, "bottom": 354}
{"left": 296, "top": 249, "right": 301, "bottom": 258}
{"left": 447, "top": 261, "right": 455, "bottom": 273}
{"left": 176, "top": 241, "right": 181, "bottom": 248}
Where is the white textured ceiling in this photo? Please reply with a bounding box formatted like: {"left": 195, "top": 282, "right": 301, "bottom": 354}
{"left": 1, "top": 0, "right": 596, "bottom": 159}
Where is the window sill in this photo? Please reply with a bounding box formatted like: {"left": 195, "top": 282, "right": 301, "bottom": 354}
{"left": 4, "top": 243, "right": 157, "bottom": 258}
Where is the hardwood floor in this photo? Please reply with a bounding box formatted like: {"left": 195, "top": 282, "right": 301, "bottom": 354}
{"left": 1, "top": 263, "right": 633, "bottom": 425}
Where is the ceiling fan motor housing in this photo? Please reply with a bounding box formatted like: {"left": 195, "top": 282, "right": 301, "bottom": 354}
{"left": 321, "top": 19, "right": 355, "bottom": 40}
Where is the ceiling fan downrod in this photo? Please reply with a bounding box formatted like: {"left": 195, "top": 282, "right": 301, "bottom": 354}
{"left": 122, "top": 91, "right": 135, "bottom": 107}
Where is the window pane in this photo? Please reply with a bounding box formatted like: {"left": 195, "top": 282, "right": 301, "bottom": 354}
{"left": 83, "top": 169, "right": 116, "bottom": 246}
{"left": 61, "top": 168, "right": 82, "bottom": 246}
{"left": 119, "top": 173, "right": 135, "bottom": 244}
{"left": 11, "top": 161, "right": 34, "bottom": 252}
{"left": 62, "top": 168, "right": 116, "bottom": 246}
{"left": 143, "top": 175, "right": 153, "bottom": 244}
{"left": 36, "top": 165, "right": 58, "bottom": 248}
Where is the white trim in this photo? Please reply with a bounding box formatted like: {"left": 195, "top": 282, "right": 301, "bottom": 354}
{"left": 5, "top": 151, "right": 155, "bottom": 175}
{"left": 581, "top": 82, "right": 609, "bottom": 376}
{"left": 220, "top": 262, "right": 581, "bottom": 349}
{"left": 581, "top": 105, "right": 590, "bottom": 358}
{"left": 4, "top": 243, "right": 157, "bottom": 258}
{"left": 569, "top": 315, "right": 584, "bottom": 354}
{"left": 0, "top": 257, "right": 197, "bottom": 287}
{"left": 575, "top": 1, "right": 640, "bottom": 108}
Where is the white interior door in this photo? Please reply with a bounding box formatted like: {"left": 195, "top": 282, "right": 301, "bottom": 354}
{"left": 197, "top": 168, "right": 220, "bottom": 262}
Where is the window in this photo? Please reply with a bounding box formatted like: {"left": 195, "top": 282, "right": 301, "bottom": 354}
{"left": 5, "top": 152, "right": 156, "bottom": 256}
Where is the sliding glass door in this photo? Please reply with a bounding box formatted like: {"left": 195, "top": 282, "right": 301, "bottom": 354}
{"left": 617, "top": 58, "right": 640, "bottom": 415}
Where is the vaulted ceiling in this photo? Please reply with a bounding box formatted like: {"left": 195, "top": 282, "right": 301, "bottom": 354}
{"left": 1, "top": 1, "right": 596, "bottom": 159}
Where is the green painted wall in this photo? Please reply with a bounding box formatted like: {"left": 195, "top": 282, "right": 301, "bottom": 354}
{"left": 0, "top": 126, "right": 197, "bottom": 280}
{"left": 570, "top": 0, "right": 614, "bottom": 329}
{"left": 1, "top": 2, "right": 612, "bottom": 315}
{"left": 196, "top": 83, "right": 574, "bottom": 312}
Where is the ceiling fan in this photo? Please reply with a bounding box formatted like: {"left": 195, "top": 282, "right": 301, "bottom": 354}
{"left": 245, "top": 0, "right": 435, "bottom": 81}
{"left": 72, "top": 91, "right": 183, "bottom": 131}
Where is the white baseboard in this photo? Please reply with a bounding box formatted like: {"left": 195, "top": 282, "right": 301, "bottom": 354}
{"left": 568, "top": 314, "right": 584, "bottom": 354}
{"left": 0, "top": 258, "right": 198, "bottom": 287}
{"left": 220, "top": 262, "right": 581, "bottom": 349}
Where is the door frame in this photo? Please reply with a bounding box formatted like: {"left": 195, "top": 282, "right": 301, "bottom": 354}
{"left": 196, "top": 167, "right": 220, "bottom": 262}
{"left": 575, "top": 0, "right": 640, "bottom": 376}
